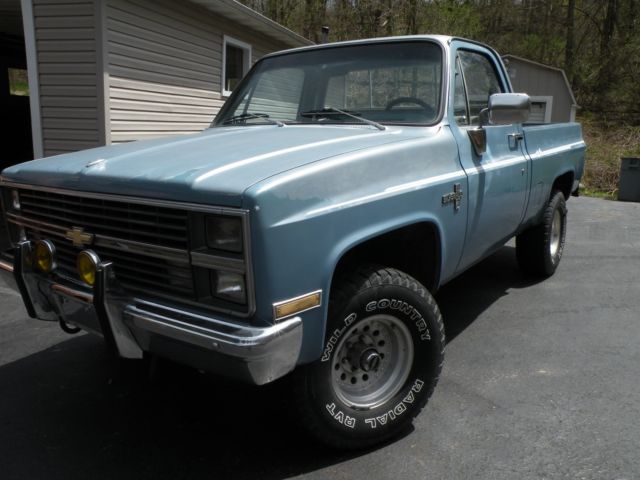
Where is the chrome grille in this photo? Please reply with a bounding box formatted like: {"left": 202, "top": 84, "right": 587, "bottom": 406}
{"left": 17, "top": 189, "right": 189, "bottom": 250}
{"left": 9, "top": 188, "right": 196, "bottom": 300}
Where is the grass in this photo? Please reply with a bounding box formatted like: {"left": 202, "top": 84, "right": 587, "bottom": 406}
{"left": 579, "top": 114, "right": 640, "bottom": 200}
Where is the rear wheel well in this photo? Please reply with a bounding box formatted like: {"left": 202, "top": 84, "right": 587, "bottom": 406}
{"left": 552, "top": 171, "right": 574, "bottom": 199}
{"left": 332, "top": 223, "right": 440, "bottom": 294}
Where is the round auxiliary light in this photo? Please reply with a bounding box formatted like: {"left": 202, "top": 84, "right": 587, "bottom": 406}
{"left": 77, "top": 250, "right": 100, "bottom": 286}
{"left": 34, "top": 240, "right": 56, "bottom": 273}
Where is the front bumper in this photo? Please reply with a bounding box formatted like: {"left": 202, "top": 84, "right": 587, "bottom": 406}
{"left": 0, "top": 242, "right": 302, "bottom": 385}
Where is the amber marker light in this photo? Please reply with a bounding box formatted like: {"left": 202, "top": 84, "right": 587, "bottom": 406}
{"left": 273, "top": 290, "right": 322, "bottom": 321}
{"left": 34, "top": 240, "right": 56, "bottom": 273}
{"left": 77, "top": 250, "right": 100, "bottom": 286}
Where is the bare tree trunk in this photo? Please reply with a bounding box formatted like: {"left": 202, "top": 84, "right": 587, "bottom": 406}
{"left": 565, "top": 0, "right": 576, "bottom": 82}
{"left": 406, "top": 0, "right": 419, "bottom": 35}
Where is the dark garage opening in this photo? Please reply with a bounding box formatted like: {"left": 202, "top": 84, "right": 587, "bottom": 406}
{"left": 1, "top": 0, "right": 34, "bottom": 172}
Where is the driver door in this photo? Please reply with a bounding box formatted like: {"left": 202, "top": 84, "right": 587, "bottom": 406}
{"left": 450, "top": 47, "right": 530, "bottom": 270}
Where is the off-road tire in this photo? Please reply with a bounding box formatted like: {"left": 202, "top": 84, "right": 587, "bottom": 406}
{"left": 516, "top": 190, "right": 567, "bottom": 277}
{"left": 293, "top": 265, "right": 445, "bottom": 449}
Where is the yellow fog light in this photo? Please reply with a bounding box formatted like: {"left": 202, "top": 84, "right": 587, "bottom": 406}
{"left": 34, "top": 240, "right": 56, "bottom": 273}
{"left": 77, "top": 250, "right": 100, "bottom": 286}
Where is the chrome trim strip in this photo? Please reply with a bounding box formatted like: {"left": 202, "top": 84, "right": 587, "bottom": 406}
{"left": 240, "top": 211, "right": 256, "bottom": 317}
{"left": 190, "top": 251, "right": 245, "bottom": 273}
{"left": 272, "top": 289, "right": 323, "bottom": 321}
{"left": 0, "top": 179, "right": 247, "bottom": 215}
{"left": 51, "top": 283, "right": 93, "bottom": 304}
{"left": 94, "top": 235, "right": 189, "bottom": 264}
{"left": 7, "top": 212, "right": 68, "bottom": 238}
{"left": 0, "top": 258, "right": 13, "bottom": 274}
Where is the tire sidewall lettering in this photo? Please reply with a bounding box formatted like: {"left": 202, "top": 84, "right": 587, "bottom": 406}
{"left": 364, "top": 378, "right": 425, "bottom": 429}
{"left": 366, "top": 298, "right": 431, "bottom": 341}
{"left": 321, "top": 312, "right": 357, "bottom": 362}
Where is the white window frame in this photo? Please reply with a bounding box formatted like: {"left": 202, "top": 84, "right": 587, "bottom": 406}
{"left": 222, "top": 35, "right": 252, "bottom": 97}
{"left": 529, "top": 95, "right": 553, "bottom": 123}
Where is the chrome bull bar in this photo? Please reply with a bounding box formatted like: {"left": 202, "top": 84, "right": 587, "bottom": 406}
{"left": 0, "top": 240, "right": 303, "bottom": 385}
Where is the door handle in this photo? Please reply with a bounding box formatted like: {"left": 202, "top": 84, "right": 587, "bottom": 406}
{"left": 508, "top": 133, "right": 524, "bottom": 142}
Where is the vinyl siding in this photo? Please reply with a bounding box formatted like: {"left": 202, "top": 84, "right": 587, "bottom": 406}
{"left": 105, "top": 0, "right": 290, "bottom": 143}
{"left": 33, "top": 0, "right": 101, "bottom": 156}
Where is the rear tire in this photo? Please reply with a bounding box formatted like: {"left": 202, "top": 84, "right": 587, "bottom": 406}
{"left": 516, "top": 190, "right": 567, "bottom": 277}
{"left": 293, "top": 265, "right": 445, "bottom": 449}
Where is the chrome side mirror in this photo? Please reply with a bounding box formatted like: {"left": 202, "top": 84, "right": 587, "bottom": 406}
{"left": 488, "top": 93, "right": 531, "bottom": 125}
{"left": 468, "top": 93, "right": 531, "bottom": 156}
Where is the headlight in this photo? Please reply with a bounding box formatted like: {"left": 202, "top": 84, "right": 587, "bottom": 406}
{"left": 11, "top": 190, "right": 20, "bottom": 210}
{"left": 212, "top": 270, "right": 246, "bottom": 304}
{"left": 206, "top": 215, "right": 242, "bottom": 253}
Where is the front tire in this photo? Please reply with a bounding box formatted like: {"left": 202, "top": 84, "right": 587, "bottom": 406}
{"left": 516, "top": 190, "right": 567, "bottom": 277}
{"left": 293, "top": 266, "right": 445, "bottom": 449}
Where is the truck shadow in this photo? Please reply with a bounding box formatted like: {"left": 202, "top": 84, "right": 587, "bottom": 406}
{"left": 436, "top": 245, "right": 544, "bottom": 343}
{"left": 0, "top": 245, "right": 539, "bottom": 480}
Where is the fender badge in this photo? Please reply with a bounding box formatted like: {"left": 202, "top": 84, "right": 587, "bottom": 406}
{"left": 442, "top": 183, "right": 463, "bottom": 211}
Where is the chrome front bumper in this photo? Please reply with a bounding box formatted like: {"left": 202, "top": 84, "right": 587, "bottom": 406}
{"left": 0, "top": 242, "right": 302, "bottom": 385}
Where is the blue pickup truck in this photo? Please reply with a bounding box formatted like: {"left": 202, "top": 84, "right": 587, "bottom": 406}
{"left": 0, "top": 36, "right": 585, "bottom": 448}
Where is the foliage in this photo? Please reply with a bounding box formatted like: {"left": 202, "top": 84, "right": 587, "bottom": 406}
{"left": 580, "top": 113, "right": 640, "bottom": 198}
{"left": 242, "top": 0, "right": 640, "bottom": 121}
{"left": 242, "top": 0, "right": 640, "bottom": 197}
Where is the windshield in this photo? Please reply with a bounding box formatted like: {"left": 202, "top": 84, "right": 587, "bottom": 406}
{"left": 214, "top": 41, "right": 443, "bottom": 127}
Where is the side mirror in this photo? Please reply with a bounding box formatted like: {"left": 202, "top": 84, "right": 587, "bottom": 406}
{"left": 488, "top": 93, "right": 531, "bottom": 125}
{"left": 468, "top": 93, "right": 531, "bottom": 156}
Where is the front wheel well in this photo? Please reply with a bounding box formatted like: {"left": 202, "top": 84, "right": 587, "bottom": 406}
{"left": 332, "top": 222, "right": 441, "bottom": 294}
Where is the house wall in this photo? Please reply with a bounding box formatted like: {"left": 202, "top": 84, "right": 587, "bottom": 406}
{"left": 506, "top": 59, "right": 573, "bottom": 123}
{"left": 32, "top": 0, "right": 102, "bottom": 156}
{"left": 104, "top": 0, "right": 290, "bottom": 143}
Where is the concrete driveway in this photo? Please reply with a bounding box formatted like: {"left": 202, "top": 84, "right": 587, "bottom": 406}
{"left": 1, "top": 196, "right": 639, "bottom": 480}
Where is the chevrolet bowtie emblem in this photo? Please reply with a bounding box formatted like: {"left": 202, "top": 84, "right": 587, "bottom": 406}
{"left": 65, "top": 226, "right": 94, "bottom": 247}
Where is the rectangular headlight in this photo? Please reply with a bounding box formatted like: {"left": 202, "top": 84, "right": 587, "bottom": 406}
{"left": 212, "top": 270, "right": 246, "bottom": 304}
{"left": 11, "top": 190, "right": 20, "bottom": 210}
{"left": 206, "top": 215, "right": 242, "bottom": 253}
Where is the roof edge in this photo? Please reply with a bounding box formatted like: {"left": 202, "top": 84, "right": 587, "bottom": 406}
{"left": 190, "top": 0, "right": 313, "bottom": 47}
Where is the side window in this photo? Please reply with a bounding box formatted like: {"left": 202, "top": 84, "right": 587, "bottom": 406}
{"left": 458, "top": 50, "right": 503, "bottom": 125}
{"left": 222, "top": 36, "right": 252, "bottom": 97}
{"left": 453, "top": 58, "right": 468, "bottom": 125}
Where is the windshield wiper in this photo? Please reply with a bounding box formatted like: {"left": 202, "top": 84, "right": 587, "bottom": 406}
{"left": 221, "top": 113, "right": 284, "bottom": 127}
{"left": 299, "top": 107, "right": 386, "bottom": 131}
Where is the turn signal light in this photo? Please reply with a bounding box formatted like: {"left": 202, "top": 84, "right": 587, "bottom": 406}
{"left": 273, "top": 291, "right": 322, "bottom": 321}
{"left": 77, "top": 250, "right": 100, "bottom": 286}
{"left": 34, "top": 240, "right": 56, "bottom": 273}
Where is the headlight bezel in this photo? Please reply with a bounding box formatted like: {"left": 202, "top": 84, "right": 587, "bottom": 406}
{"left": 205, "top": 214, "right": 243, "bottom": 253}
{"left": 190, "top": 209, "right": 254, "bottom": 316}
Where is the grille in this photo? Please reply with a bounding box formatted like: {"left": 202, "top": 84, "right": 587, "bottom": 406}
{"left": 18, "top": 189, "right": 189, "bottom": 250}
{"left": 14, "top": 188, "right": 196, "bottom": 300}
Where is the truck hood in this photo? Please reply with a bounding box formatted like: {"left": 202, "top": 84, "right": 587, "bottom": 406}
{"left": 1, "top": 125, "right": 419, "bottom": 207}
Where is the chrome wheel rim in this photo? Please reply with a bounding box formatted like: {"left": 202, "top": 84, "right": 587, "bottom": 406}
{"left": 550, "top": 209, "right": 562, "bottom": 257}
{"left": 331, "top": 314, "right": 414, "bottom": 409}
